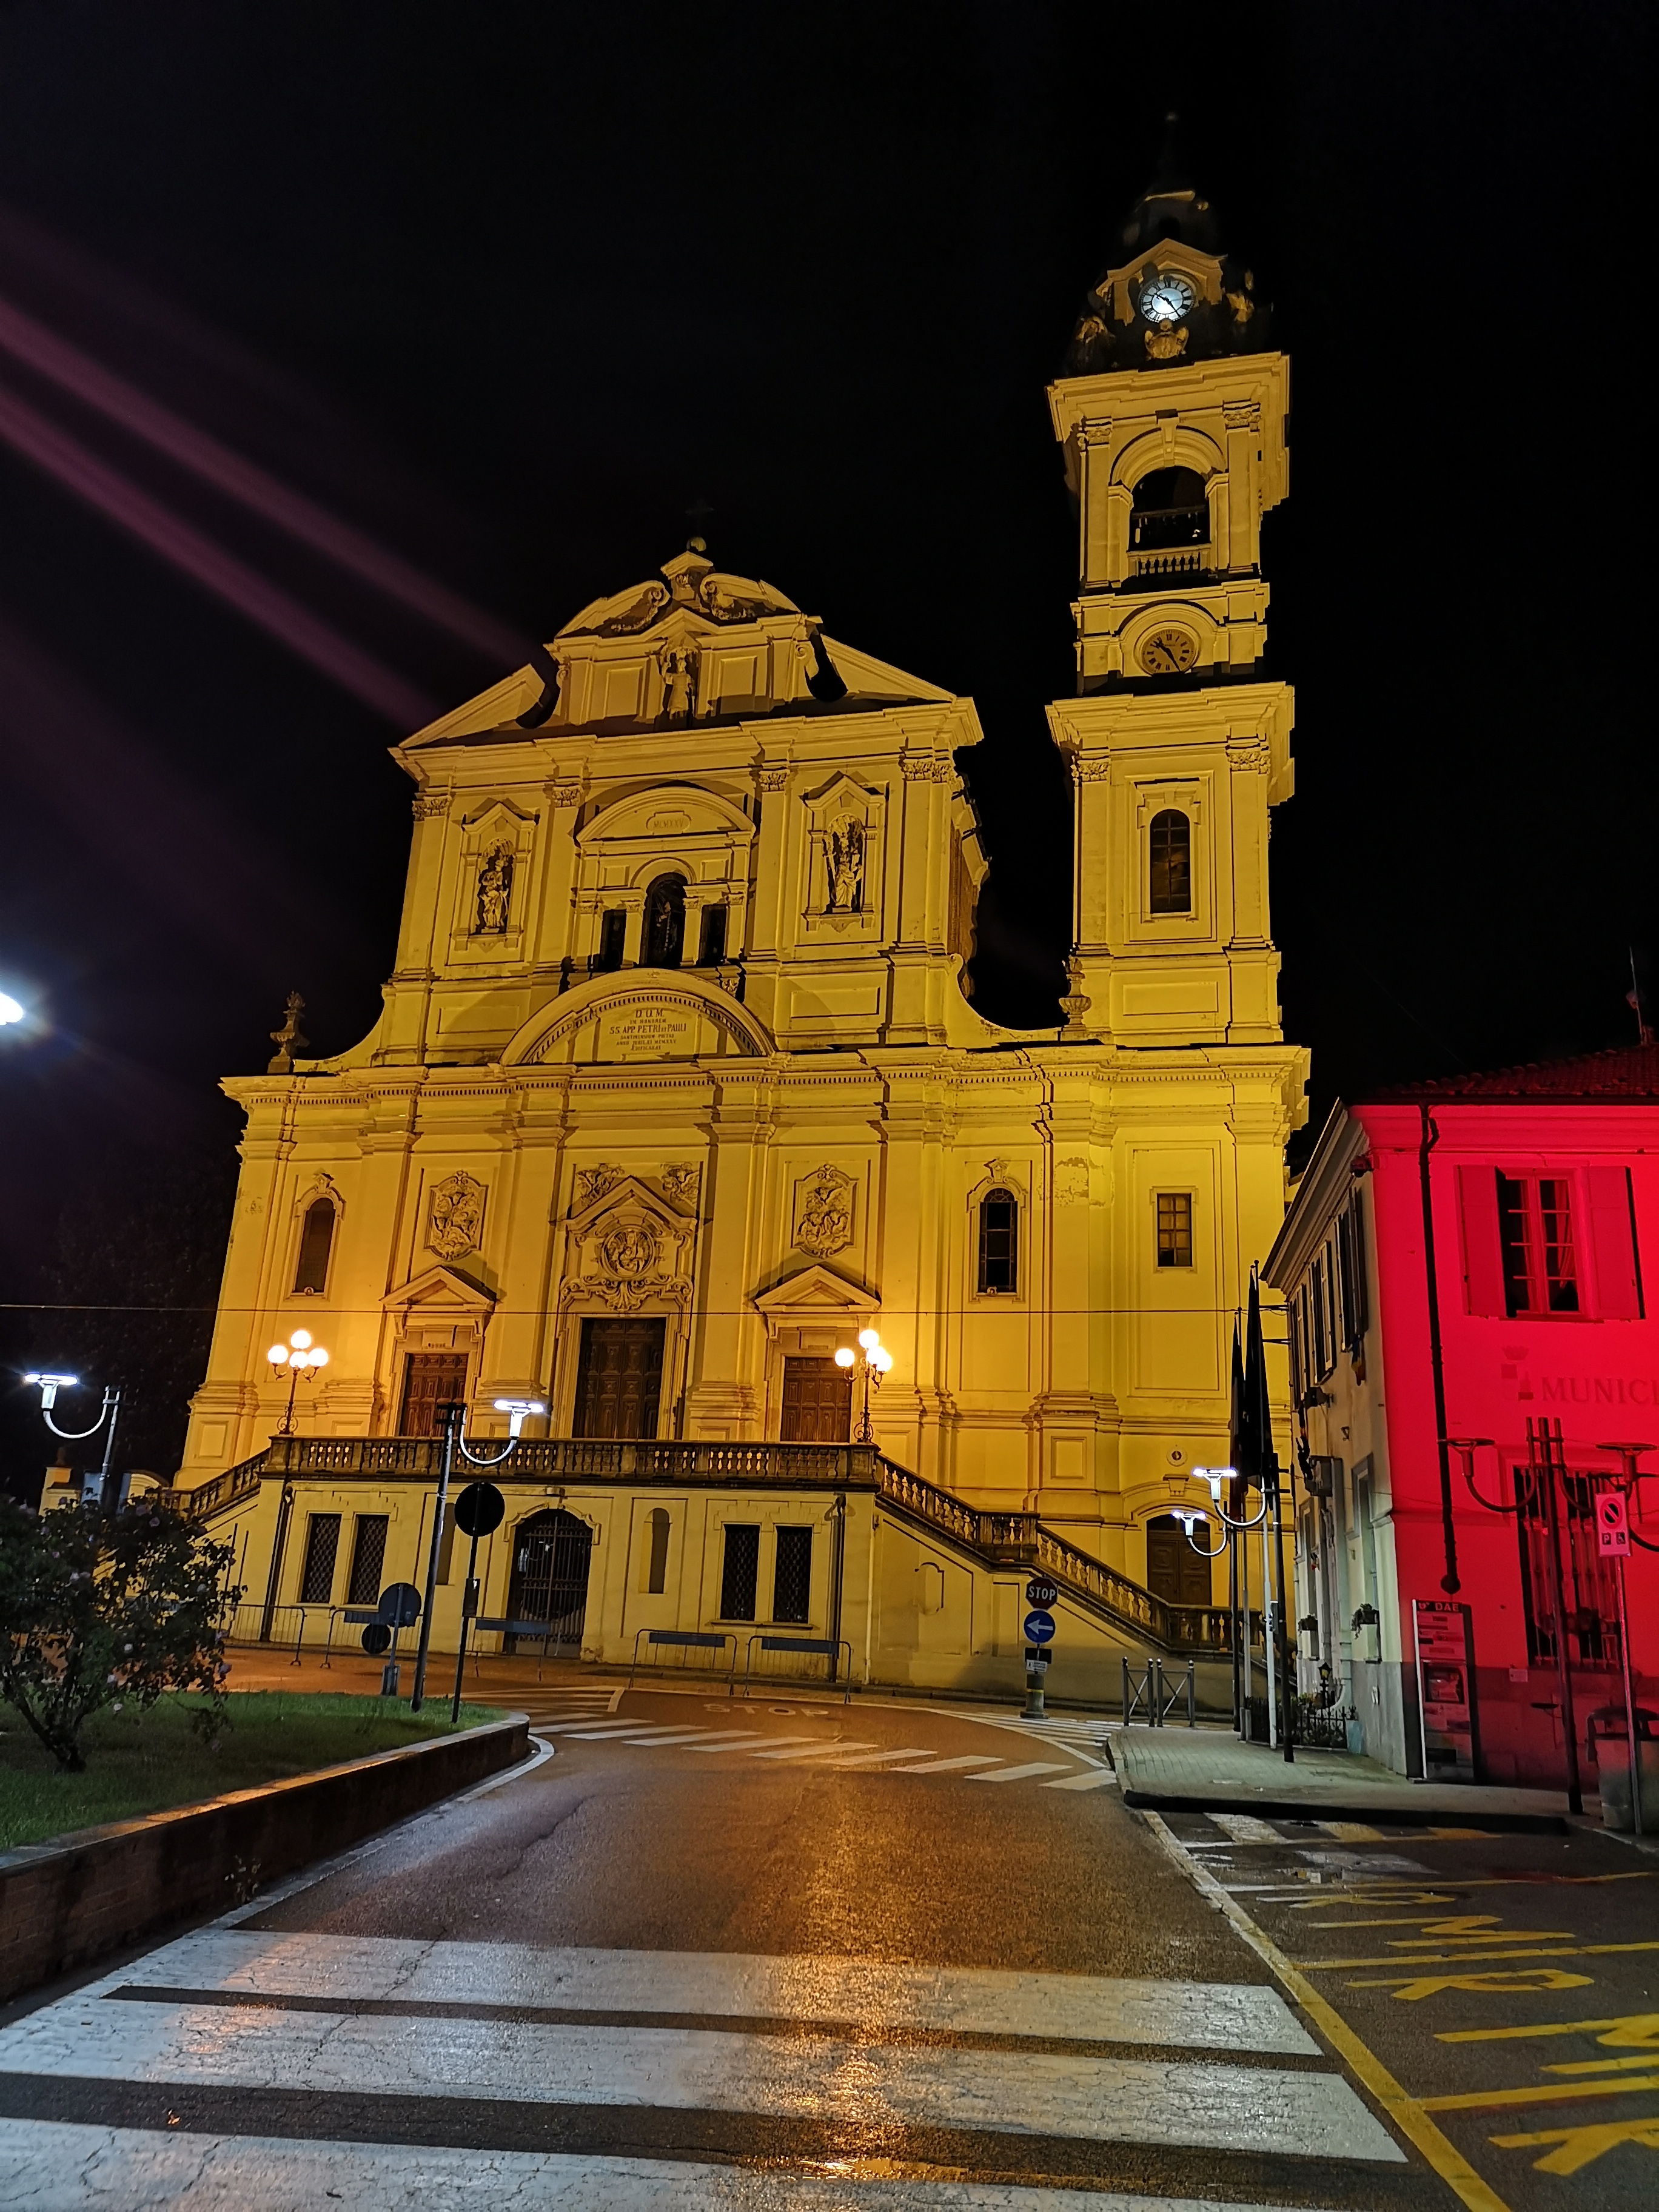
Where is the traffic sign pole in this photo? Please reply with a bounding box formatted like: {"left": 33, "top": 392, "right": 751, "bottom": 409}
{"left": 450, "top": 1480, "right": 506, "bottom": 1723}
{"left": 410, "top": 1403, "right": 460, "bottom": 1714}
{"left": 1021, "top": 1590, "right": 1056, "bottom": 1719}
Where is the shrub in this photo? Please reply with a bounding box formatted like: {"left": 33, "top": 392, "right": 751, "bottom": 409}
{"left": 0, "top": 1497, "right": 240, "bottom": 1771}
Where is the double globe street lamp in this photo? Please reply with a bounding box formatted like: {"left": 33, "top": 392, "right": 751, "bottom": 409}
{"left": 836, "top": 1329, "right": 893, "bottom": 1444}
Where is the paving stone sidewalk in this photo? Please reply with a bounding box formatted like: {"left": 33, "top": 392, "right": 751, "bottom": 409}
{"left": 1110, "top": 1723, "right": 1576, "bottom": 1829}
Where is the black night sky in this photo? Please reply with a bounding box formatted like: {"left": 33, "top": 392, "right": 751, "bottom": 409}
{"left": 0, "top": 1, "right": 1651, "bottom": 1489}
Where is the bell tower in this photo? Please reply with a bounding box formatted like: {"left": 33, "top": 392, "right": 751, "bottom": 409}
{"left": 1046, "top": 161, "right": 1293, "bottom": 1046}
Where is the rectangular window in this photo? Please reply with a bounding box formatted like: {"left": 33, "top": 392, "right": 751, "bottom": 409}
{"left": 977, "top": 1188, "right": 1019, "bottom": 1292}
{"left": 597, "top": 908, "right": 626, "bottom": 970}
{"left": 1286, "top": 1287, "right": 1304, "bottom": 1407}
{"left": 773, "top": 1526, "right": 813, "bottom": 1624}
{"left": 1155, "top": 1191, "right": 1193, "bottom": 1268}
{"left": 1309, "top": 1255, "right": 1331, "bottom": 1377}
{"left": 720, "top": 1523, "right": 760, "bottom": 1621}
{"left": 346, "top": 1515, "right": 388, "bottom": 1607}
{"left": 298, "top": 1513, "right": 340, "bottom": 1604}
{"left": 1498, "top": 1175, "right": 1580, "bottom": 1315}
{"left": 697, "top": 903, "right": 728, "bottom": 966}
{"left": 1336, "top": 1201, "right": 1369, "bottom": 1350}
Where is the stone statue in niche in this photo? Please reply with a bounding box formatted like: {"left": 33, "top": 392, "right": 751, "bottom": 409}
{"left": 474, "top": 843, "right": 514, "bottom": 934}
{"left": 659, "top": 646, "right": 697, "bottom": 722}
{"left": 827, "top": 817, "right": 865, "bottom": 914}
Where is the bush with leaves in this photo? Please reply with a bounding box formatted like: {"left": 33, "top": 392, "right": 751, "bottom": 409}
{"left": 0, "top": 1497, "right": 241, "bottom": 1771}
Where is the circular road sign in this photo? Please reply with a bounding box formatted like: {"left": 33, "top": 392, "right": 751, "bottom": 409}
{"left": 1023, "top": 1607, "right": 1056, "bottom": 1645}
{"left": 360, "top": 1621, "right": 392, "bottom": 1656}
{"left": 377, "top": 1581, "right": 422, "bottom": 1628}
{"left": 1025, "top": 1577, "right": 1060, "bottom": 1608}
{"left": 455, "top": 1481, "right": 506, "bottom": 1539}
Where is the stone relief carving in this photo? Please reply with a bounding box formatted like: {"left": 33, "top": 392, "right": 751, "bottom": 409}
{"left": 428, "top": 1170, "right": 486, "bottom": 1258}
{"left": 658, "top": 645, "right": 697, "bottom": 722}
{"left": 826, "top": 817, "right": 865, "bottom": 914}
{"left": 473, "top": 843, "right": 514, "bottom": 933}
{"left": 599, "top": 1221, "right": 659, "bottom": 1279}
{"left": 794, "top": 1164, "right": 855, "bottom": 1259}
{"left": 573, "top": 1164, "right": 622, "bottom": 1210}
{"left": 662, "top": 1164, "right": 701, "bottom": 1213}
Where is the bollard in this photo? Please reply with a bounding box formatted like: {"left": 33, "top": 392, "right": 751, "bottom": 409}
{"left": 380, "top": 1660, "right": 401, "bottom": 1698}
{"left": 1023, "top": 1646, "right": 1050, "bottom": 1718}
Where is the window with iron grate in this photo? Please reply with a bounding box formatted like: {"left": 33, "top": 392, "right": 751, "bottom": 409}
{"left": 347, "top": 1515, "right": 388, "bottom": 1607}
{"left": 720, "top": 1523, "right": 760, "bottom": 1621}
{"left": 298, "top": 1513, "right": 340, "bottom": 1603}
{"left": 773, "top": 1526, "right": 813, "bottom": 1624}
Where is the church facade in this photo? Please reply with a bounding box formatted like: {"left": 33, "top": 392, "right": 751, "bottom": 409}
{"left": 178, "top": 176, "right": 1307, "bottom": 1636}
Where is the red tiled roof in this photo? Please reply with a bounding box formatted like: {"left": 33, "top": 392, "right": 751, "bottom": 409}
{"left": 1369, "top": 1041, "right": 1659, "bottom": 1102}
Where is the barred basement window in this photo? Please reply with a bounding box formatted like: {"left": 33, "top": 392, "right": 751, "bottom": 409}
{"left": 298, "top": 1513, "right": 340, "bottom": 1604}
{"left": 720, "top": 1523, "right": 760, "bottom": 1621}
{"left": 1148, "top": 809, "right": 1191, "bottom": 915}
{"left": 1156, "top": 1192, "right": 1193, "bottom": 1267}
{"left": 347, "top": 1515, "right": 388, "bottom": 1607}
{"left": 773, "top": 1526, "right": 813, "bottom": 1624}
{"left": 977, "top": 1188, "right": 1019, "bottom": 1293}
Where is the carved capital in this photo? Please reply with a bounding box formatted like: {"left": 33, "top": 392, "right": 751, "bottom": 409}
{"left": 1223, "top": 400, "right": 1262, "bottom": 433}
{"left": 412, "top": 793, "right": 451, "bottom": 820}
{"left": 756, "top": 767, "right": 790, "bottom": 793}
{"left": 900, "top": 752, "right": 948, "bottom": 782}
{"left": 546, "top": 781, "right": 583, "bottom": 809}
{"left": 1226, "top": 736, "right": 1273, "bottom": 773}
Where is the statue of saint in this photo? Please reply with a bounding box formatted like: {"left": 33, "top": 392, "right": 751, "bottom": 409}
{"left": 828, "top": 817, "right": 865, "bottom": 913}
{"left": 659, "top": 646, "right": 696, "bottom": 722}
{"left": 475, "top": 845, "right": 513, "bottom": 933}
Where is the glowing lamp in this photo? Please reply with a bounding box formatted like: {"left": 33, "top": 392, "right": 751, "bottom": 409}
{"left": 289, "top": 1329, "right": 312, "bottom": 1350}
{"left": 267, "top": 1344, "right": 290, "bottom": 1366}
{"left": 873, "top": 1349, "right": 893, "bottom": 1373}
{"left": 0, "top": 991, "right": 24, "bottom": 1025}
{"left": 834, "top": 1347, "right": 856, "bottom": 1369}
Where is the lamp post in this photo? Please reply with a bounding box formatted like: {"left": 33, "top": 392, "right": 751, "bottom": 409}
{"left": 266, "top": 1329, "right": 329, "bottom": 1437}
{"left": 835, "top": 1329, "right": 892, "bottom": 1444}
{"left": 1188, "top": 1466, "right": 1269, "bottom": 1742}
{"left": 410, "top": 1395, "right": 544, "bottom": 1714}
{"left": 24, "top": 1371, "right": 122, "bottom": 1509}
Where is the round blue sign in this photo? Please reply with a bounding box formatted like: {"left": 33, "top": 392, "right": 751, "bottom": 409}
{"left": 1023, "top": 1608, "right": 1056, "bottom": 1644}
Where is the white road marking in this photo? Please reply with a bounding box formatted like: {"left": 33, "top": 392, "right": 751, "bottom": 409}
{"left": 966, "top": 1762, "right": 1070, "bottom": 1784}
{"left": 0, "top": 2120, "right": 1373, "bottom": 2210}
{"left": 0, "top": 2005, "right": 1398, "bottom": 2160}
{"left": 546, "top": 1723, "right": 696, "bottom": 1740}
{"left": 824, "top": 1746, "right": 936, "bottom": 1768}
{"left": 69, "top": 1932, "right": 1319, "bottom": 2052}
{"left": 1210, "top": 1813, "right": 1285, "bottom": 1843}
{"left": 1041, "top": 1770, "right": 1116, "bottom": 1791}
{"left": 748, "top": 1740, "right": 877, "bottom": 1762}
{"left": 889, "top": 1754, "right": 1001, "bottom": 1773}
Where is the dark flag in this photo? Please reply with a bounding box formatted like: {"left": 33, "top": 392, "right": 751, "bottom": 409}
{"left": 1227, "top": 1315, "right": 1249, "bottom": 1519}
{"left": 1242, "top": 1265, "right": 1272, "bottom": 1491}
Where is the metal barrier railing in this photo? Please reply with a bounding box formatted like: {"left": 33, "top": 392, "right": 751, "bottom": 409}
{"left": 742, "top": 1634, "right": 853, "bottom": 1704}
{"left": 1122, "top": 1655, "right": 1196, "bottom": 1728}
{"left": 224, "top": 1601, "right": 315, "bottom": 1661}
{"left": 629, "top": 1626, "right": 737, "bottom": 1694}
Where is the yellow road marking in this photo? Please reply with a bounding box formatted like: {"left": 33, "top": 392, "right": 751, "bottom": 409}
{"left": 1423, "top": 2073, "right": 1659, "bottom": 2112}
{"left": 1546, "top": 2055, "right": 1659, "bottom": 2074}
{"left": 1351, "top": 1971, "right": 1595, "bottom": 2002}
{"left": 1319, "top": 1820, "right": 1388, "bottom": 1842}
{"left": 1492, "top": 2117, "right": 1659, "bottom": 2173}
{"left": 1142, "top": 1810, "right": 1513, "bottom": 2212}
{"left": 1441, "top": 2013, "right": 1659, "bottom": 2048}
{"left": 1306, "top": 1940, "right": 1659, "bottom": 1968}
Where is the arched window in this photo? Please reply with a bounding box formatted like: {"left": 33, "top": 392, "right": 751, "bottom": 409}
{"left": 642, "top": 1506, "right": 671, "bottom": 1595}
{"left": 977, "top": 1187, "right": 1018, "bottom": 1295}
{"left": 1148, "top": 809, "right": 1191, "bottom": 916}
{"left": 1130, "top": 465, "right": 1208, "bottom": 554}
{"left": 292, "top": 1198, "right": 337, "bottom": 1294}
{"left": 643, "top": 873, "right": 686, "bottom": 967}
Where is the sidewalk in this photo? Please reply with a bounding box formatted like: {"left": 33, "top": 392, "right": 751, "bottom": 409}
{"left": 1110, "top": 1723, "right": 1575, "bottom": 1832}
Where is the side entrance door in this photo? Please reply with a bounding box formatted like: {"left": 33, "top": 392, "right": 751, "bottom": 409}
{"left": 399, "top": 1350, "right": 468, "bottom": 1435}
{"left": 780, "top": 1355, "right": 852, "bottom": 1442}
{"left": 1145, "top": 1513, "right": 1214, "bottom": 1609}
{"left": 506, "top": 1509, "right": 594, "bottom": 1654}
{"left": 573, "top": 1317, "right": 665, "bottom": 1438}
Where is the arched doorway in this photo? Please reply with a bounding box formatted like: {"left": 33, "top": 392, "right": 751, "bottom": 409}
{"left": 506, "top": 1509, "right": 593, "bottom": 1654}
{"left": 1144, "top": 1513, "right": 1213, "bottom": 1609}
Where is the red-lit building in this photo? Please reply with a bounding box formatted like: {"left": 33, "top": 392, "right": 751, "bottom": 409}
{"left": 1264, "top": 1044, "right": 1658, "bottom": 1786}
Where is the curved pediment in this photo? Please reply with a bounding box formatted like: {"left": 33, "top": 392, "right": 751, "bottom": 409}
{"left": 501, "top": 971, "right": 775, "bottom": 1067}
{"left": 578, "top": 783, "right": 756, "bottom": 848}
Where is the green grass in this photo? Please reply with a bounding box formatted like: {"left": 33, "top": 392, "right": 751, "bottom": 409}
{"left": 0, "top": 1691, "right": 506, "bottom": 1852}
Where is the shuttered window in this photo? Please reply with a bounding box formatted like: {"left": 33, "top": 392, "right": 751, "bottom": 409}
{"left": 1459, "top": 1165, "right": 1642, "bottom": 1319}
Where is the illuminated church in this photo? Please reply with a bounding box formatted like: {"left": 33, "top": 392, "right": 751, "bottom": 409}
{"left": 178, "top": 169, "right": 1306, "bottom": 1657}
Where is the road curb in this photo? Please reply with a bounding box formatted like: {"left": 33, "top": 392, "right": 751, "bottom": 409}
{"left": 1121, "top": 1787, "right": 1569, "bottom": 1834}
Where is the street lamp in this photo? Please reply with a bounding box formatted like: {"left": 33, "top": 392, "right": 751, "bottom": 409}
{"left": 1186, "top": 1466, "right": 1276, "bottom": 1745}
{"left": 267, "top": 1329, "right": 329, "bottom": 1437}
{"left": 0, "top": 990, "right": 25, "bottom": 1025}
{"left": 836, "top": 1328, "right": 892, "bottom": 1444}
{"left": 24, "top": 1370, "right": 122, "bottom": 1509}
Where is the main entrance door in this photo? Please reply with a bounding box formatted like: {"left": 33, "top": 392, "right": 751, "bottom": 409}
{"left": 572, "top": 1317, "right": 665, "bottom": 1438}
{"left": 1145, "top": 1514, "right": 1214, "bottom": 1609}
{"left": 506, "top": 1509, "right": 593, "bottom": 1654}
{"left": 780, "top": 1356, "right": 852, "bottom": 1442}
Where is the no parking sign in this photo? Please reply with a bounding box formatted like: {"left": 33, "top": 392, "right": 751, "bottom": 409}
{"left": 1597, "top": 1490, "right": 1632, "bottom": 1558}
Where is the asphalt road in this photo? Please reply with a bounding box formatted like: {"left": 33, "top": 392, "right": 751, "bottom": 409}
{"left": 0, "top": 1675, "right": 1652, "bottom": 2209}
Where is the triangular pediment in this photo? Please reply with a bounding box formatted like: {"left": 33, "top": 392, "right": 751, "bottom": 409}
{"left": 568, "top": 1173, "right": 688, "bottom": 1234}
{"left": 752, "top": 1263, "right": 880, "bottom": 1323}
{"left": 381, "top": 1263, "right": 497, "bottom": 1315}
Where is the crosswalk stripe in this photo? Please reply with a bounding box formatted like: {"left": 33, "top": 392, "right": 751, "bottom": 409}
{"left": 0, "top": 2000, "right": 1400, "bottom": 2160}
{"left": 1212, "top": 1812, "right": 1285, "bottom": 1843}
{"left": 1042, "top": 1769, "right": 1116, "bottom": 1791}
{"left": 0, "top": 2123, "right": 1396, "bottom": 2208}
{"left": 966, "top": 1761, "right": 1071, "bottom": 1783}
{"left": 888, "top": 1753, "right": 1000, "bottom": 1772}
{"left": 540, "top": 1722, "right": 692, "bottom": 1739}
{"left": 748, "top": 1740, "right": 877, "bottom": 1762}
{"left": 825, "top": 1745, "right": 935, "bottom": 1768}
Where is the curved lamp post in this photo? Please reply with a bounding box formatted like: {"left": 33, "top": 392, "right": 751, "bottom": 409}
{"left": 835, "top": 1329, "right": 892, "bottom": 1444}
{"left": 266, "top": 1329, "right": 329, "bottom": 1438}
{"left": 1185, "top": 1466, "right": 1272, "bottom": 1742}
{"left": 409, "top": 1395, "right": 545, "bottom": 1713}
{"left": 24, "top": 1370, "right": 122, "bottom": 1509}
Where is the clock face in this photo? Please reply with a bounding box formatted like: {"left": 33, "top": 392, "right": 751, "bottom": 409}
{"left": 1140, "top": 628, "right": 1199, "bottom": 675}
{"left": 1138, "top": 269, "right": 1197, "bottom": 325}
